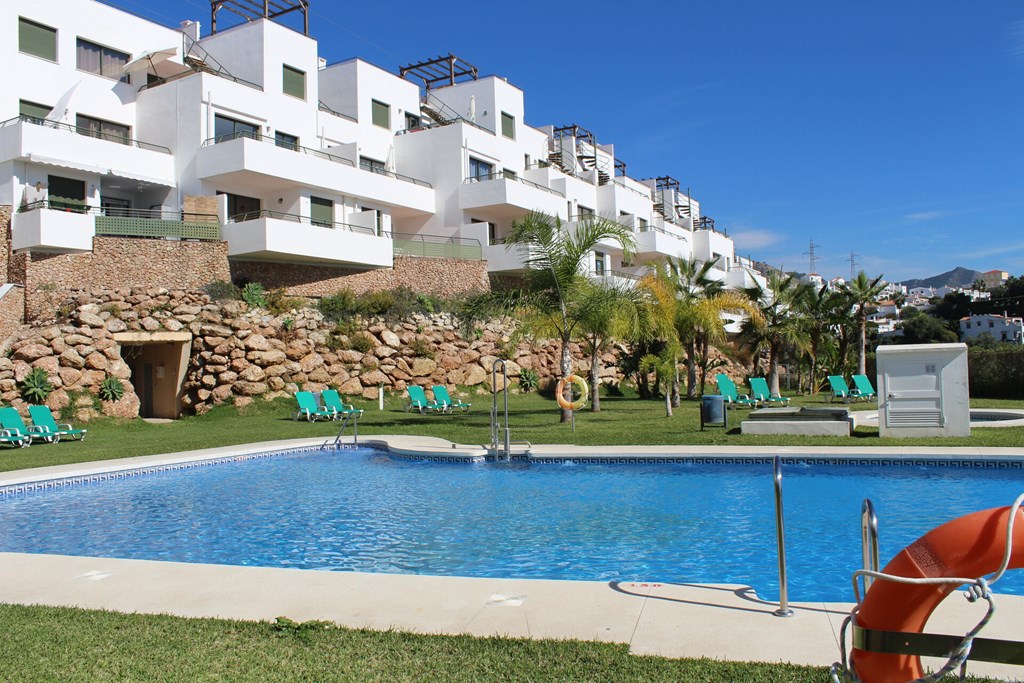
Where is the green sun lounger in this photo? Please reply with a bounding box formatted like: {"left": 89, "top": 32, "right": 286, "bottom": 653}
{"left": 851, "top": 374, "right": 876, "bottom": 401}
{"left": 0, "top": 406, "right": 56, "bottom": 443}
{"left": 0, "top": 410, "right": 30, "bottom": 448}
{"left": 321, "top": 390, "right": 363, "bottom": 418}
{"left": 293, "top": 391, "right": 337, "bottom": 421}
{"left": 749, "top": 377, "right": 790, "bottom": 406}
{"left": 28, "top": 405, "right": 87, "bottom": 441}
{"left": 405, "top": 385, "right": 442, "bottom": 414}
{"left": 432, "top": 385, "right": 471, "bottom": 412}
{"left": 826, "top": 375, "right": 860, "bottom": 403}
{"left": 715, "top": 374, "right": 759, "bottom": 408}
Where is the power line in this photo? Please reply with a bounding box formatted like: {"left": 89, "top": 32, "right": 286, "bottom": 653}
{"left": 802, "top": 238, "right": 822, "bottom": 275}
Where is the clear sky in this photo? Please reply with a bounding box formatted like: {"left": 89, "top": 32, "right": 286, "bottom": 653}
{"left": 109, "top": 0, "right": 1024, "bottom": 283}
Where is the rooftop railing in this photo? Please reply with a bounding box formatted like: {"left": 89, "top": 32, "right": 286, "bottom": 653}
{"left": 464, "top": 172, "right": 565, "bottom": 197}
{"left": 0, "top": 115, "right": 171, "bottom": 153}
{"left": 18, "top": 200, "right": 220, "bottom": 240}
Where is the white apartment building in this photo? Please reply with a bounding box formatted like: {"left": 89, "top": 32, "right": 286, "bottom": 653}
{"left": 959, "top": 314, "right": 1024, "bottom": 344}
{"left": 2, "top": 0, "right": 762, "bottom": 290}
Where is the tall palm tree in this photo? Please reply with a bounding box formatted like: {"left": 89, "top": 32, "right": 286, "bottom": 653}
{"left": 741, "top": 272, "right": 811, "bottom": 396}
{"left": 505, "top": 211, "right": 636, "bottom": 422}
{"left": 663, "top": 256, "right": 724, "bottom": 399}
{"left": 844, "top": 271, "right": 885, "bottom": 375}
{"left": 798, "top": 284, "right": 846, "bottom": 394}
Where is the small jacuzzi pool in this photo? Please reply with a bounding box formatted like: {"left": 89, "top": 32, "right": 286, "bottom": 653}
{"left": 970, "top": 409, "right": 1024, "bottom": 427}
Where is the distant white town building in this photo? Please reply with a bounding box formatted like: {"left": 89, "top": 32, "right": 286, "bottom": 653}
{"left": 959, "top": 314, "right": 1024, "bottom": 344}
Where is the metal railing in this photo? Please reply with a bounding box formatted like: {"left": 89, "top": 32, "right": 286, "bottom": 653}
{"left": 860, "top": 498, "right": 880, "bottom": 595}
{"left": 464, "top": 172, "right": 565, "bottom": 197}
{"left": 589, "top": 269, "right": 641, "bottom": 282}
{"left": 392, "top": 232, "right": 482, "bottom": 260}
{"left": 228, "top": 209, "right": 378, "bottom": 235}
{"left": 610, "top": 177, "right": 655, "bottom": 201}
{"left": 17, "top": 200, "right": 220, "bottom": 240}
{"left": 773, "top": 456, "right": 794, "bottom": 617}
{"left": 357, "top": 160, "right": 432, "bottom": 187}
{"left": 202, "top": 130, "right": 355, "bottom": 166}
{"left": 638, "top": 223, "right": 690, "bottom": 240}
{"left": 318, "top": 101, "right": 358, "bottom": 123}
{"left": 0, "top": 115, "right": 171, "bottom": 153}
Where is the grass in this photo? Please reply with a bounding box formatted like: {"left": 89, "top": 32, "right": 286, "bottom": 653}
{"left": 1, "top": 388, "right": 1020, "bottom": 681}
{"left": 3, "top": 388, "right": 1023, "bottom": 474}
{"left": 0, "top": 605, "right": 1002, "bottom": 683}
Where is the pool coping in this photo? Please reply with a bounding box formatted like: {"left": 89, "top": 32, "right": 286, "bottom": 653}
{"left": 1, "top": 438, "right": 1023, "bottom": 678}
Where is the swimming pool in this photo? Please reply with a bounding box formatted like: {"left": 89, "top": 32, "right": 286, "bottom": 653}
{"left": 0, "top": 447, "right": 1021, "bottom": 602}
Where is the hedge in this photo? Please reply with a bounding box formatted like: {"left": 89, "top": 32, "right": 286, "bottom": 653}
{"left": 867, "top": 347, "right": 1024, "bottom": 399}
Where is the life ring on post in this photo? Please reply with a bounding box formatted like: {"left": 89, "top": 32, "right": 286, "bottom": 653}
{"left": 852, "top": 505, "right": 1024, "bottom": 683}
{"left": 556, "top": 374, "right": 589, "bottom": 411}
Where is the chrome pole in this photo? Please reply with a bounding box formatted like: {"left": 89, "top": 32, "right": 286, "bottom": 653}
{"left": 773, "top": 456, "right": 794, "bottom": 617}
{"left": 861, "top": 498, "right": 880, "bottom": 595}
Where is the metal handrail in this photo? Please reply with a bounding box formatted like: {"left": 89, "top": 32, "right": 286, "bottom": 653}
{"left": 464, "top": 172, "right": 565, "bottom": 197}
{"left": 201, "top": 131, "right": 356, "bottom": 166}
{"left": 610, "top": 177, "right": 655, "bottom": 201}
{"left": 18, "top": 200, "right": 216, "bottom": 222}
{"left": 0, "top": 115, "right": 172, "bottom": 153}
{"left": 638, "top": 223, "right": 690, "bottom": 240}
{"left": 491, "top": 359, "right": 511, "bottom": 459}
{"left": 860, "top": 498, "right": 880, "bottom": 596}
{"left": 228, "top": 210, "right": 378, "bottom": 235}
{"left": 773, "top": 456, "right": 794, "bottom": 617}
{"left": 324, "top": 411, "right": 359, "bottom": 449}
{"left": 318, "top": 101, "right": 358, "bottom": 123}
{"left": 357, "top": 160, "right": 432, "bottom": 188}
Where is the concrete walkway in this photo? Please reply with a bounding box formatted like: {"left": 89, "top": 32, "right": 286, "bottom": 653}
{"left": 1, "top": 437, "right": 1022, "bottom": 679}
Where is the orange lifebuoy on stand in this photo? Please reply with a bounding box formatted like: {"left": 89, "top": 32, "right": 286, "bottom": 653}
{"left": 852, "top": 505, "right": 1024, "bottom": 683}
{"left": 556, "top": 374, "right": 589, "bottom": 411}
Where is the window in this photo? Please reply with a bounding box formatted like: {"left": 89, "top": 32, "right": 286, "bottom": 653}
{"left": 214, "top": 114, "right": 259, "bottom": 142}
{"left": 989, "top": 321, "right": 995, "bottom": 328}
{"left": 966, "top": 322, "right": 971, "bottom": 329}
{"left": 282, "top": 65, "right": 305, "bottom": 99}
{"left": 594, "top": 251, "right": 606, "bottom": 276}
{"left": 502, "top": 168, "right": 517, "bottom": 180}
{"left": 578, "top": 205, "right": 594, "bottom": 217}
{"left": 371, "top": 99, "right": 390, "bottom": 129}
{"left": 310, "top": 196, "right": 333, "bottom": 227}
{"left": 524, "top": 154, "right": 531, "bottom": 169}
{"left": 488, "top": 222, "right": 497, "bottom": 245}
{"left": 19, "top": 18, "right": 56, "bottom": 62}
{"left": 405, "top": 113, "right": 420, "bottom": 130}
{"left": 76, "top": 114, "right": 130, "bottom": 145}
{"left": 637, "top": 217, "right": 649, "bottom": 230}
{"left": 359, "top": 156, "right": 387, "bottom": 174}
{"left": 469, "top": 157, "right": 494, "bottom": 180}
{"left": 48, "top": 175, "right": 86, "bottom": 212}
{"left": 219, "top": 191, "right": 261, "bottom": 219}
{"left": 500, "top": 112, "right": 515, "bottom": 139}
{"left": 77, "top": 38, "right": 129, "bottom": 81}
{"left": 275, "top": 131, "right": 299, "bottom": 150}
{"left": 19, "top": 100, "right": 52, "bottom": 121}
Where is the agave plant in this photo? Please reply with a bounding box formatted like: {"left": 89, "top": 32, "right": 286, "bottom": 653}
{"left": 98, "top": 376, "right": 125, "bottom": 402}
{"left": 20, "top": 367, "right": 53, "bottom": 403}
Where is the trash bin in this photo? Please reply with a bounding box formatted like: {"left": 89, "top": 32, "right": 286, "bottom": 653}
{"left": 701, "top": 394, "right": 727, "bottom": 431}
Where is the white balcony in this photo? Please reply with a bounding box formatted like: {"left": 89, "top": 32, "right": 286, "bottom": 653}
{"left": 459, "top": 174, "right": 566, "bottom": 221}
{"left": 197, "top": 135, "right": 434, "bottom": 216}
{"left": 634, "top": 226, "right": 691, "bottom": 261}
{"left": 0, "top": 116, "right": 174, "bottom": 187}
{"left": 222, "top": 211, "right": 393, "bottom": 267}
{"left": 12, "top": 207, "right": 94, "bottom": 253}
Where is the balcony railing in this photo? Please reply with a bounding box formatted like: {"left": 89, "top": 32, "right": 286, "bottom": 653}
{"left": 202, "top": 130, "right": 355, "bottom": 167}
{"left": 0, "top": 115, "right": 171, "bottom": 153}
{"left": 318, "top": 101, "right": 358, "bottom": 123}
{"left": 610, "top": 177, "right": 654, "bottom": 201}
{"left": 464, "top": 172, "right": 565, "bottom": 197}
{"left": 392, "top": 232, "right": 482, "bottom": 260}
{"left": 638, "top": 224, "right": 689, "bottom": 240}
{"left": 358, "top": 160, "right": 432, "bottom": 188}
{"left": 18, "top": 200, "right": 220, "bottom": 240}
{"left": 228, "top": 209, "right": 378, "bottom": 235}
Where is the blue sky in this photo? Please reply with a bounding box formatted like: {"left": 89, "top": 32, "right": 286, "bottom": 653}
{"left": 113, "top": 0, "right": 1024, "bottom": 283}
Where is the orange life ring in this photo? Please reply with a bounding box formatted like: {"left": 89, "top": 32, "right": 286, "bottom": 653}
{"left": 853, "top": 505, "right": 1024, "bottom": 683}
{"left": 556, "top": 374, "right": 588, "bottom": 411}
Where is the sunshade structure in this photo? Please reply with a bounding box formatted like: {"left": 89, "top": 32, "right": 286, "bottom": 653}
{"left": 121, "top": 47, "right": 182, "bottom": 79}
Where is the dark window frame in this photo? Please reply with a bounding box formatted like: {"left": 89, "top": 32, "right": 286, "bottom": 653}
{"left": 76, "top": 37, "right": 130, "bottom": 82}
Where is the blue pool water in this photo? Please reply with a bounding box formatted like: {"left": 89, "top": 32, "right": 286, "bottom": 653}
{"left": 0, "top": 449, "right": 1021, "bottom": 602}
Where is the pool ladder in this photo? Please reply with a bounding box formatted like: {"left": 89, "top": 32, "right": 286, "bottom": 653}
{"left": 773, "top": 456, "right": 794, "bottom": 617}
{"left": 489, "top": 360, "right": 531, "bottom": 461}
{"left": 322, "top": 412, "right": 359, "bottom": 450}
{"left": 860, "top": 498, "right": 880, "bottom": 595}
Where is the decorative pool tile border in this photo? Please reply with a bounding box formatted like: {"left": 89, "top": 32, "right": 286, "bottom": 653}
{"left": 1, "top": 446, "right": 1020, "bottom": 497}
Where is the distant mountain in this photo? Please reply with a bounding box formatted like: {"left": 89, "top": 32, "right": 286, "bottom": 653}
{"left": 899, "top": 267, "right": 984, "bottom": 290}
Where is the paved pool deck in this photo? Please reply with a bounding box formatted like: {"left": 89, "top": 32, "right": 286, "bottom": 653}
{"left": 1, "top": 436, "right": 1022, "bottom": 679}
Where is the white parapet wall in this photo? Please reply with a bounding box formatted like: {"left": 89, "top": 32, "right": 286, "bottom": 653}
{"left": 877, "top": 343, "right": 970, "bottom": 438}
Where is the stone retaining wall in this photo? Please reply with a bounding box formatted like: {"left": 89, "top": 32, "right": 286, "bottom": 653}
{"left": 0, "top": 205, "right": 11, "bottom": 284}
{"left": 230, "top": 255, "right": 490, "bottom": 298}
{"left": 0, "top": 285, "right": 24, "bottom": 351}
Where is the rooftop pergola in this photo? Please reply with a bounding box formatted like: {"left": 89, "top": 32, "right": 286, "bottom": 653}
{"left": 400, "top": 54, "right": 478, "bottom": 91}
{"left": 210, "top": 0, "right": 310, "bottom": 35}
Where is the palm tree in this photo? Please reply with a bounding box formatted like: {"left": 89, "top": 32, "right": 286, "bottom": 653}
{"left": 798, "top": 284, "right": 845, "bottom": 395}
{"left": 741, "top": 272, "right": 810, "bottom": 396}
{"left": 844, "top": 271, "right": 885, "bottom": 375}
{"left": 505, "top": 211, "right": 636, "bottom": 422}
{"left": 663, "top": 256, "right": 724, "bottom": 399}
{"left": 574, "top": 279, "right": 651, "bottom": 412}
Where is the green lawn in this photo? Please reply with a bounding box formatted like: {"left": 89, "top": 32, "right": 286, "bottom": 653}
{"left": 1, "top": 389, "right": 1019, "bottom": 682}
{"left": 3, "top": 388, "right": 1023, "bottom": 474}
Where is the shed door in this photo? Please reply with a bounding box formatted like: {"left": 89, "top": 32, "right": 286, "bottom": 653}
{"left": 883, "top": 360, "right": 944, "bottom": 428}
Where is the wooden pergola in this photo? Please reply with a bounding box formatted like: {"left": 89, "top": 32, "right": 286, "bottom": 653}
{"left": 210, "top": 0, "right": 310, "bottom": 35}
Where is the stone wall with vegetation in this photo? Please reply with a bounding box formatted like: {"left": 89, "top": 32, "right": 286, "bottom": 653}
{"left": 1, "top": 287, "right": 622, "bottom": 421}
{"left": 230, "top": 255, "right": 490, "bottom": 298}
{"left": 0, "top": 205, "right": 11, "bottom": 283}
{"left": 0, "top": 285, "right": 25, "bottom": 351}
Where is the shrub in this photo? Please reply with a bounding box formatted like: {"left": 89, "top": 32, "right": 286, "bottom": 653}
{"left": 202, "top": 280, "right": 240, "bottom": 302}
{"left": 408, "top": 337, "right": 435, "bottom": 360}
{"left": 350, "top": 333, "right": 374, "bottom": 354}
{"left": 241, "top": 282, "right": 268, "bottom": 309}
{"left": 968, "top": 347, "right": 1024, "bottom": 398}
{"left": 20, "top": 368, "right": 53, "bottom": 403}
{"left": 266, "top": 289, "right": 304, "bottom": 315}
{"left": 98, "top": 376, "right": 125, "bottom": 402}
{"left": 518, "top": 368, "right": 539, "bottom": 393}
{"left": 356, "top": 290, "right": 396, "bottom": 317}
{"left": 318, "top": 289, "right": 357, "bottom": 322}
